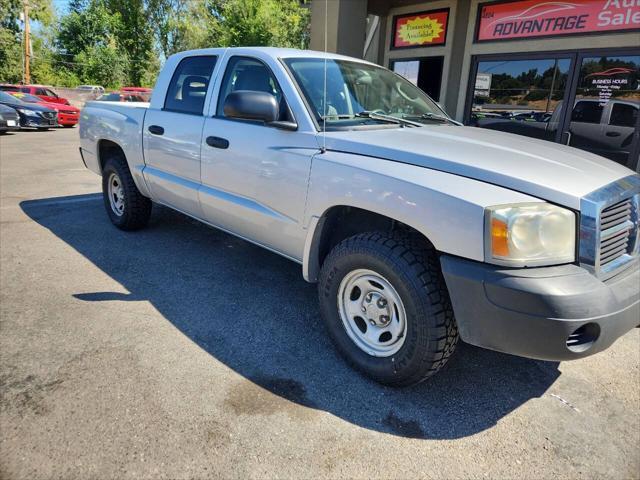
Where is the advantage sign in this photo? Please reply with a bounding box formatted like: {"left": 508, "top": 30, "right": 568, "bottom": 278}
{"left": 393, "top": 9, "right": 449, "bottom": 48}
{"left": 476, "top": 0, "right": 640, "bottom": 42}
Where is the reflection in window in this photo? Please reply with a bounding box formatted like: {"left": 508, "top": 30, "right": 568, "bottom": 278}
{"left": 468, "top": 57, "right": 570, "bottom": 142}
{"left": 471, "top": 58, "right": 569, "bottom": 120}
{"left": 571, "top": 101, "right": 603, "bottom": 124}
{"left": 576, "top": 56, "right": 640, "bottom": 105}
{"left": 610, "top": 103, "right": 638, "bottom": 128}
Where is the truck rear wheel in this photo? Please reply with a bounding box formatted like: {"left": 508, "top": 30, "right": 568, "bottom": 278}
{"left": 101, "top": 155, "right": 151, "bottom": 230}
{"left": 318, "top": 232, "right": 458, "bottom": 387}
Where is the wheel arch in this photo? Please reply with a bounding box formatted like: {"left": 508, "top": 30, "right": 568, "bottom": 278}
{"left": 96, "top": 138, "right": 153, "bottom": 198}
{"left": 302, "top": 205, "right": 436, "bottom": 283}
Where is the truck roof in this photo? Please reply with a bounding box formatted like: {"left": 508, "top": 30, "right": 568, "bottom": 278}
{"left": 170, "top": 46, "right": 376, "bottom": 66}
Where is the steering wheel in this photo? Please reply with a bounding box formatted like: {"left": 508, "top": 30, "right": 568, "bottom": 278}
{"left": 397, "top": 81, "right": 418, "bottom": 102}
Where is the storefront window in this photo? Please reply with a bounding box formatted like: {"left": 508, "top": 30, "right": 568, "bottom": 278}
{"left": 567, "top": 54, "right": 639, "bottom": 165}
{"left": 469, "top": 57, "right": 571, "bottom": 141}
{"left": 391, "top": 57, "right": 444, "bottom": 101}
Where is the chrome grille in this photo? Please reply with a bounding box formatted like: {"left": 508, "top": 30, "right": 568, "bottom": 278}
{"left": 579, "top": 175, "right": 640, "bottom": 280}
{"left": 40, "top": 112, "right": 56, "bottom": 119}
{"left": 599, "top": 199, "right": 633, "bottom": 267}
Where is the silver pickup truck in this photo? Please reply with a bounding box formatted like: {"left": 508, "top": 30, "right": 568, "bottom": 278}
{"left": 79, "top": 47, "right": 640, "bottom": 387}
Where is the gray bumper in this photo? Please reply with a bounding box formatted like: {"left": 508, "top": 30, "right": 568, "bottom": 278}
{"left": 440, "top": 256, "right": 639, "bottom": 361}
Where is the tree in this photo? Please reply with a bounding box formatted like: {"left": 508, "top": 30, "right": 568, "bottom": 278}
{"left": 105, "top": 0, "right": 157, "bottom": 85}
{"left": 0, "top": 0, "right": 54, "bottom": 82}
{"left": 210, "top": 0, "right": 310, "bottom": 49}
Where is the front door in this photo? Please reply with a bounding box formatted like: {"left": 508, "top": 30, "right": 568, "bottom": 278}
{"left": 199, "top": 55, "right": 317, "bottom": 260}
{"left": 562, "top": 51, "right": 640, "bottom": 170}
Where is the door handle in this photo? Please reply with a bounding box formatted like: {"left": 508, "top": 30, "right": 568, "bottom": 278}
{"left": 605, "top": 131, "right": 621, "bottom": 137}
{"left": 206, "top": 136, "right": 229, "bottom": 149}
{"left": 148, "top": 125, "right": 164, "bottom": 135}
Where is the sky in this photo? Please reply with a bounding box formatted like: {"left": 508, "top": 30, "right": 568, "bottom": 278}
{"left": 52, "top": 0, "right": 70, "bottom": 15}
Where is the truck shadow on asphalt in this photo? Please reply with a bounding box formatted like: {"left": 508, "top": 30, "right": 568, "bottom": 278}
{"left": 21, "top": 194, "right": 561, "bottom": 440}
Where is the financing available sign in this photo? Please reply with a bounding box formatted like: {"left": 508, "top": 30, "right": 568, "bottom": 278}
{"left": 392, "top": 9, "right": 449, "bottom": 48}
{"left": 476, "top": 0, "right": 640, "bottom": 42}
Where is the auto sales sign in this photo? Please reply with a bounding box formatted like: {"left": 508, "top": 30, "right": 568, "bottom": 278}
{"left": 476, "top": 0, "right": 640, "bottom": 42}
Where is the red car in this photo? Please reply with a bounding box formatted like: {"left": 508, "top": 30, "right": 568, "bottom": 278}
{"left": 121, "top": 87, "right": 152, "bottom": 101}
{"left": 0, "top": 84, "right": 71, "bottom": 106}
{"left": 8, "top": 92, "right": 80, "bottom": 127}
{"left": 97, "top": 92, "right": 147, "bottom": 102}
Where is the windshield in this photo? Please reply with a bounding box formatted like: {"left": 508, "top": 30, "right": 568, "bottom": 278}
{"left": 284, "top": 58, "right": 450, "bottom": 130}
{"left": 9, "top": 92, "right": 42, "bottom": 103}
{"left": 0, "top": 91, "right": 23, "bottom": 104}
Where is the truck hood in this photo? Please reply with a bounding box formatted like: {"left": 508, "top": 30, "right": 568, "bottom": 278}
{"left": 321, "top": 126, "right": 635, "bottom": 209}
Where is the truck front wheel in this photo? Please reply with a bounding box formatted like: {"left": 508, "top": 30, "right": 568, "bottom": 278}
{"left": 101, "top": 155, "right": 151, "bottom": 230}
{"left": 318, "top": 232, "right": 458, "bottom": 387}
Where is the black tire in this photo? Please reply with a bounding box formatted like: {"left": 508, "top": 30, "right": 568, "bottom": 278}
{"left": 101, "top": 154, "right": 152, "bottom": 230}
{"left": 318, "top": 232, "right": 458, "bottom": 387}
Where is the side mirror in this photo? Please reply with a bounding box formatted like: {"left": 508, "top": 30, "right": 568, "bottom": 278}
{"left": 224, "top": 90, "right": 278, "bottom": 124}
{"left": 223, "top": 91, "right": 298, "bottom": 130}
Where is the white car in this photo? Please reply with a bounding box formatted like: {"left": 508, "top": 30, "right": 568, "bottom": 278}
{"left": 79, "top": 47, "right": 640, "bottom": 386}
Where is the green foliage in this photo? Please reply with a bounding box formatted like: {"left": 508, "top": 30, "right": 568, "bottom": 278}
{"left": 212, "top": 0, "right": 310, "bottom": 49}
{"left": 76, "top": 43, "right": 128, "bottom": 87}
{"left": 0, "top": 0, "right": 311, "bottom": 88}
{"left": 0, "top": 0, "right": 54, "bottom": 83}
{"left": 0, "top": 26, "right": 22, "bottom": 83}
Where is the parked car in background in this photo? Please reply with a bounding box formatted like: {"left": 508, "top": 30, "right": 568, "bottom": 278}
{"left": 8, "top": 92, "right": 80, "bottom": 128}
{"left": 0, "top": 103, "right": 20, "bottom": 133}
{"left": 96, "top": 92, "right": 147, "bottom": 102}
{"left": 15, "top": 85, "right": 71, "bottom": 106}
{"left": 0, "top": 91, "right": 58, "bottom": 129}
{"left": 121, "top": 87, "right": 152, "bottom": 94}
{"left": 77, "top": 85, "right": 105, "bottom": 97}
{"left": 0, "top": 84, "right": 21, "bottom": 93}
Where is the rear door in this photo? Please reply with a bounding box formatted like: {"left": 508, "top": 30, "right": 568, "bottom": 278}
{"left": 142, "top": 55, "right": 219, "bottom": 215}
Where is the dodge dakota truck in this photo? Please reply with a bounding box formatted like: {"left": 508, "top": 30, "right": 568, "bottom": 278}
{"left": 79, "top": 47, "right": 640, "bottom": 387}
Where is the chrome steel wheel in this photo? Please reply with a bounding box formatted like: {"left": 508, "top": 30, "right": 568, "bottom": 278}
{"left": 337, "top": 268, "right": 407, "bottom": 357}
{"left": 107, "top": 172, "right": 125, "bottom": 216}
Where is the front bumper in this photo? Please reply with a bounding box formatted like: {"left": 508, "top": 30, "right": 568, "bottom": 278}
{"left": 57, "top": 112, "right": 79, "bottom": 126}
{"left": 440, "top": 255, "right": 639, "bottom": 361}
{"left": 18, "top": 113, "right": 58, "bottom": 128}
{"left": 0, "top": 117, "right": 19, "bottom": 131}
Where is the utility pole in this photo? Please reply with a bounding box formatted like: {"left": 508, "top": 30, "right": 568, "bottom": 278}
{"left": 23, "top": 0, "right": 31, "bottom": 84}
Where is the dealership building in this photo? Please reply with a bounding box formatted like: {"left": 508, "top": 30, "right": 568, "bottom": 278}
{"left": 309, "top": 0, "right": 640, "bottom": 171}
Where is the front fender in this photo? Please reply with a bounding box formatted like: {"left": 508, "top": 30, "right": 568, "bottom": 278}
{"left": 302, "top": 150, "right": 542, "bottom": 281}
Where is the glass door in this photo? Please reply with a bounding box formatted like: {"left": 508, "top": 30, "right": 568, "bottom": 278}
{"left": 562, "top": 51, "right": 640, "bottom": 170}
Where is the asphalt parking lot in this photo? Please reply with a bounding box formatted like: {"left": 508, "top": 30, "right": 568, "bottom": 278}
{"left": 0, "top": 127, "right": 639, "bottom": 479}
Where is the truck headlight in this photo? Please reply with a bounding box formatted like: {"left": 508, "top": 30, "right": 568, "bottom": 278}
{"left": 485, "top": 203, "right": 576, "bottom": 266}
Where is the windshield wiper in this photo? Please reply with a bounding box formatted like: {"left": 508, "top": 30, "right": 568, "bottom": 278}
{"left": 356, "top": 111, "right": 422, "bottom": 127}
{"left": 405, "top": 112, "right": 462, "bottom": 126}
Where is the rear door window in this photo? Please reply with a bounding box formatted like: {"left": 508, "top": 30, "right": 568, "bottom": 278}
{"left": 571, "top": 101, "right": 603, "bottom": 124}
{"left": 609, "top": 103, "right": 638, "bottom": 128}
{"left": 164, "top": 55, "right": 217, "bottom": 115}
